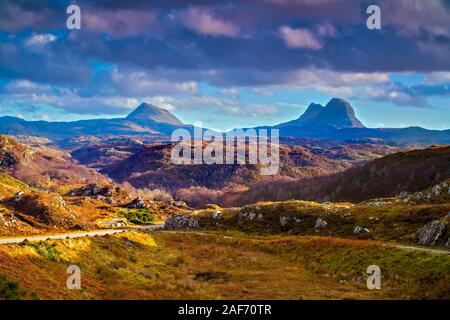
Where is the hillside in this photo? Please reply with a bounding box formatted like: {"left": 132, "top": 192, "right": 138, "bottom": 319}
{"left": 228, "top": 145, "right": 450, "bottom": 206}
{"left": 0, "top": 135, "right": 109, "bottom": 189}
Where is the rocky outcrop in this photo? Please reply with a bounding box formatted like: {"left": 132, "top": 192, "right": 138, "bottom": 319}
{"left": 8, "top": 191, "right": 75, "bottom": 226}
{"left": 402, "top": 180, "right": 450, "bottom": 204}
{"left": 417, "top": 220, "right": 447, "bottom": 246}
{"left": 68, "top": 183, "right": 121, "bottom": 198}
{"left": 164, "top": 215, "right": 199, "bottom": 230}
{"left": 124, "top": 197, "right": 148, "bottom": 209}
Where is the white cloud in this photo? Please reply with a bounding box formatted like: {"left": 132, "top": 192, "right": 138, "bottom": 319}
{"left": 279, "top": 26, "right": 322, "bottom": 50}
{"left": 24, "top": 33, "right": 56, "bottom": 46}
{"left": 423, "top": 72, "right": 450, "bottom": 85}
{"left": 180, "top": 8, "right": 239, "bottom": 37}
{"left": 110, "top": 67, "right": 198, "bottom": 96}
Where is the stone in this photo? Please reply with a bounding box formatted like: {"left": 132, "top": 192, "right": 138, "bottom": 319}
{"left": 417, "top": 220, "right": 447, "bottom": 246}
{"left": 353, "top": 226, "right": 370, "bottom": 234}
{"left": 239, "top": 211, "right": 257, "bottom": 221}
{"left": 431, "top": 185, "right": 441, "bottom": 197}
{"left": 172, "top": 201, "right": 187, "bottom": 208}
{"left": 315, "top": 218, "right": 327, "bottom": 229}
{"left": 125, "top": 197, "right": 148, "bottom": 209}
{"left": 164, "top": 215, "right": 199, "bottom": 230}
{"left": 280, "top": 216, "right": 289, "bottom": 227}
{"left": 212, "top": 211, "right": 222, "bottom": 219}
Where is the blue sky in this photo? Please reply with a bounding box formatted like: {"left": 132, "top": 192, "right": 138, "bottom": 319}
{"left": 0, "top": 0, "right": 449, "bottom": 131}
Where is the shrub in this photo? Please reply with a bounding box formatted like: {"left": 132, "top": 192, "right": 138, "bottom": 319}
{"left": 122, "top": 209, "right": 156, "bottom": 224}
{"left": 27, "top": 241, "right": 62, "bottom": 261}
{"left": 0, "top": 275, "right": 24, "bottom": 300}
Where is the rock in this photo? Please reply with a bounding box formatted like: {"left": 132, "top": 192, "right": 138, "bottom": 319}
{"left": 12, "top": 191, "right": 24, "bottom": 203}
{"left": 365, "top": 201, "right": 391, "bottom": 207}
{"left": 279, "top": 216, "right": 289, "bottom": 227}
{"left": 398, "top": 191, "right": 410, "bottom": 198}
{"left": 431, "top": 185, "right": 441, "bottom": 197}
{"left": 212, "top": 211, "right": 222, "bottom": 219}
{"left": 172, "top": 201, "right": 187, "bottom": 208}
{"left": 353, "top": 226, "right": 370, "bottom": 234}
{"left": 417, "top": 220, "right": 447, "bottom": 246}
{"left": 239, "top": 211, "right": 257, "bottom": 221}
{"left": 69, "top": 184, "right": 119, "bottom": 198}
{"left": 164, "top": 215, "right": 199, "bottom": 230}
{"left": 104, "top": 218, "right": 127, "bottom": 227}
{"left": 105, "top": 197, "right": 115, "bottom": 205}
{"left": 315, "top": 218, "right": 327, "bottom": 229}
{"left": 446, "top": 238, "right": 450, "bottom": 248}
{"left": 125, "top": 197, "right": 148, "bottom": 209}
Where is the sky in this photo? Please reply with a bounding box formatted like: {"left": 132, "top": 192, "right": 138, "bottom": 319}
{"left": 0, "top": 0, "right": 449, "bottom": 131}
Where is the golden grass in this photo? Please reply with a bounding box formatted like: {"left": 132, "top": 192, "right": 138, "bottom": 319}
{"left": 0, "top": 231, "right": 390, "bottom": 300}
{"left": 1, "top": 230, "right": 448, "bottom": 300}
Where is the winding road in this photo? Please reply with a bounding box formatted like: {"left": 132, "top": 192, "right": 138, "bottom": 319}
{"left": 0, "top": 224, "right": 163, "bottom": 245}
{"left": 0, "top": 226, "right": 449, "bottom": 255}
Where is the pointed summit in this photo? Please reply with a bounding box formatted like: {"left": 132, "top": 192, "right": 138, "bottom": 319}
{"left": 126, "top": 103, "right": 183, "bottom": 125}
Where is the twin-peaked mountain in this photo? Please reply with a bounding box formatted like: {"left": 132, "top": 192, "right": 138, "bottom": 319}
{"left": 0, "top": 99, "right": 449, "bottom": 145}
{"left": 278, "top": 98, "right": 365, "bottom": 128}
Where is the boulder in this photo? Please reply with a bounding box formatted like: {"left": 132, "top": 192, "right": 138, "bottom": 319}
{"left": 125, "top": 197, "right": 148, "bottom": 209}
{"left": 172, "top": 201, "right": 187, "bottom": 208}
{"left": 431, "top": 185, "right": 441, "bottom": 197}
{"left": 353, "top": 226, "right": 370, "bottom": 234}
{"left": 315, "top": 218, "right": 328, "bottom": 229}
{"left": 417, "top": 220, "right": 447, "bottom": 246}
{"left": 279, "top": 216, "right": 289, "bottom": 228}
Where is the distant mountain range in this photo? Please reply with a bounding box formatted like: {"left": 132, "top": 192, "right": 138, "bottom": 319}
{"left": 0, "top": 99, "right": 449, "bottom": 146}
{"left": 0, "top": 103, "right": 191, "bottom": 139}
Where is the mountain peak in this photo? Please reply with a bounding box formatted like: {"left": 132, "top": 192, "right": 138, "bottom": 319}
{"left": 318, "top": 98, "right": 365, "bottom": 128}
{"left": 277, "top": 98, "right": 364, "bottom": 129}
{"left": 126, "top": 103, "right": 183, "bottom": 125}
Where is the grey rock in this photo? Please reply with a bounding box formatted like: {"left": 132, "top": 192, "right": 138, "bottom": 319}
{"left": 417, "top": 220, "right": 447, "bottom": 246}
{"left": 315, "top": 218, "right": 328, "bottom": 229}
{"left": 280, "top": 216, "right": 289, "bottom": 227}
{"left": 125, "top": 197, "right": 148, "bottom": 209}
{"left": 431, "top": 185, "right": 441, "bottom": 197}
{"left": 164, "top": 215, "right": 199, "bottom": 230}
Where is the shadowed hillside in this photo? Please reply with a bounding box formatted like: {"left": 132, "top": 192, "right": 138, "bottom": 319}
{"left": 228, "top": 145, "right": 450, "bottom": 206}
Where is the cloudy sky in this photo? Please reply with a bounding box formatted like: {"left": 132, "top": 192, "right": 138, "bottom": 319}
{"left": 0, "top": 0, "right": 449, "bottom": 131}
